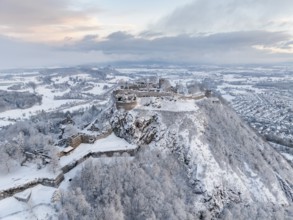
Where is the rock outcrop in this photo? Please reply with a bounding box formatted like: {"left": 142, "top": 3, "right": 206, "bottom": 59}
{"left": 110, "top": 110, "right": 163, "bottom": 145}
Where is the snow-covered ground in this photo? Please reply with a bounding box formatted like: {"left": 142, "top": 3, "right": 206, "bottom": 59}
{"left": 60, "top": 133, "right": 137, "bottom": 166}
{"left": 0, "top": 133, "right": 137, "bottom": 194}
{"left": 0, "top": 165, "right": 57, "bottom": 192}
{"left": 86, "top": 82, "right": 111, "bottom": 95}
{"left": 0, "top": 133, "right": 137, "bottom": 219}
{"left": 108, "top": 76, "right": 132, "bottom": 83}
{"left": 1, "top": 66, "right": 293, "bottom": 219}
{"left": 281, "top": 153, "right": 293, "bottom": 162}
{"left": 0, "top": 72, "right": 113, "bottom": 128}
{"left": 0, "top": 78, "right": 75, "bottom": 125}
{"left": 136, "top": 97, "right": 202, "bottom": 112}
{"left": 0, "top": 185, "right": 57, "bottom": 220}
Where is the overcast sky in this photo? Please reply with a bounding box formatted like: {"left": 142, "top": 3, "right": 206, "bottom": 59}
{"left": 1, "top": 0, "right": 293, "bottom": 68}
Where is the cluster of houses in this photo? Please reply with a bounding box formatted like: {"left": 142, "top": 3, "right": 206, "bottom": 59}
{"left": 232, "top": 92, "right": 293, "bottom": 147}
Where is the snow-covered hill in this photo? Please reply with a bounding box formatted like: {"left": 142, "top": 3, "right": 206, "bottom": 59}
{"left": 2, "top": 88, "right": 293, "bottom": 219}
{"left": 110, "top": 95, "right": 293, "bottom": 219}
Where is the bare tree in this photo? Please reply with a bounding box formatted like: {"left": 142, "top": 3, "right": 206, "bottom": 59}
{"left": 27, "top": 81, "right": 37, "bottom": 93}
{"left": 59, "top": 149, "right": 195, "bottom": 219}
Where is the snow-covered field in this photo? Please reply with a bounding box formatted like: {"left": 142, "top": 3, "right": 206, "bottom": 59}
{"left": 0, "top": 185, "right": 57, "bottom": 220}
{"left": 137, "top": 97, "right": 201, "bottom": 112}
{"left": 0, "top": 133, "right": 137, "bottom": 192}
{"left": 0, "top": 165, "right": 56, "bottom": 192}
{"left": 60, "top": 133, "right": 137, "bottom": 166}
{"left": 0, "top": 71, "right": 114, "bottom": 128}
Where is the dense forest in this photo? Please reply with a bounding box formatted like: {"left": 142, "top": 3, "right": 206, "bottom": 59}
{"left": 58, "top": 149, "right": 197, "bottom": 220}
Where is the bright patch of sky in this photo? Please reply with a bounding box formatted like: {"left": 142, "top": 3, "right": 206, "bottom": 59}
{"left": 70, "top": 0, "right": 194, "bottom": 36}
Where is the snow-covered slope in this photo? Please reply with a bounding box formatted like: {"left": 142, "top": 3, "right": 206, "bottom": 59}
{"left": 111, "top": 96, "right": 293, "bottom": 218}
{"left": 3, "top": 92, "right": 293, "bottom": 219}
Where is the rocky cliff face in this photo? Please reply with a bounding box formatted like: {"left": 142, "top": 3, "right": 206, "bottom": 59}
{"left": 110, "top": 110, "right": 163, "bottom": 146}
{"left": 110, "top": 96, "right": 293, "bottom": 219}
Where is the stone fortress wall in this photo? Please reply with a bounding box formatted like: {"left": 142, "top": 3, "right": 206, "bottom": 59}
{"left": 113, "top": 78, "right": 210, "bottom": 111}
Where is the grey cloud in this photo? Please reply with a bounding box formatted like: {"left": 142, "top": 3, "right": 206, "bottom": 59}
{"left": 152, "top": 0, "right": 293, "bottom": 35}
{"left": 280, "top": 40, "right": 293, "bottom": 49}
{"left": 70, "top": 31, "right": 289, "bottom": 52}
{"left": 138, "top": 31, "right": 166, "bottom": 39}
{"left": 1, "top": 30, "right": 293, "bottom": 69}
{"left": 65, "top": 30, "right": 293, "bottom": 64}
{"left": 107, "top": 32, "right": 134, "bottom": 40}
{"left": 0, "top": 36, "right": 107, "bottom": 69}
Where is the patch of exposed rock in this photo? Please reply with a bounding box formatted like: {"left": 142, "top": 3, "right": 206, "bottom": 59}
{"left": 110, "top": 110, "right": 163, "bottom": 145}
